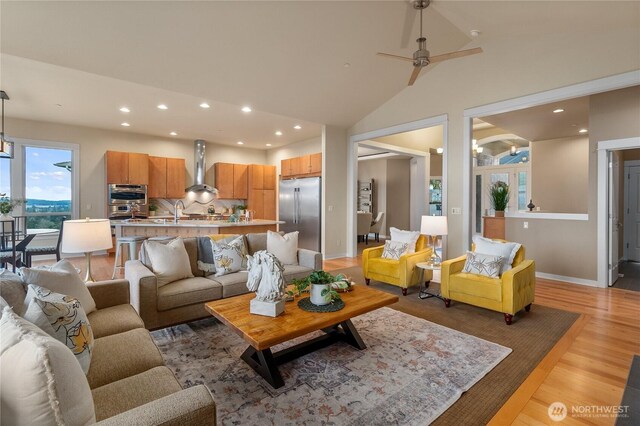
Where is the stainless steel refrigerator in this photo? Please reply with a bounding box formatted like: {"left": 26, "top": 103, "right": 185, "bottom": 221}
{"left": 279, "top": 177, "right": 321, "bottom": 252}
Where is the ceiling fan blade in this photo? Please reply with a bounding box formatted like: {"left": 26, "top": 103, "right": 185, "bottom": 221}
{"left": 377, "top": 52, "right": 414, "bottom": 62}
{"left": 408, "top": 65, "right": 423, "bottom": 86}
{"left": 429, "top": 47, "right": 483, "bottom": 64}
{"left": 400, "top": 1, "right": 416, "bottom": 48}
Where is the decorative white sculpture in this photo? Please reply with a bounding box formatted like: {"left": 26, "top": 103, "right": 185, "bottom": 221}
{"left": 246, "top": 250, "right": 286, "bottom": 317}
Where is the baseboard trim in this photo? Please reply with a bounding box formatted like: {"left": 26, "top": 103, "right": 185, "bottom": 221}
{"left": 324, "top": 252, "right": 348, "bottom": 260}
{"left": 536, "top": 272, "right": 599, "bottom": 287}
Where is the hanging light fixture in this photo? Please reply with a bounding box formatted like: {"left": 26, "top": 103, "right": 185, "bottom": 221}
{"left": 0, "top": 91, "right": 14, "bottom": 159}
{"left": 510, "top": 145, "right": 517, "bottom": 156}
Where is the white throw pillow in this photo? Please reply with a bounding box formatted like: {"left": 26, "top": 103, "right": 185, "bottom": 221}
{"left": 0, "top": 306, "right": 96, "bottom": 426}
{"left": 381, "top": 240, "right": 410, "bottom": 260}
{"left": 23, "top": 285, "right": 94, "bottom": 374}
{"left": 19, "top": 259, "right": 97, "bottom": 314}
{"left": 462, "top": 251, "right": 504, "bottom": 278}
{"left": 390, "top": 227, "right": 420, "bottom": 253}
{"left": 144, "top": 237, "right": 194, "bottom": 287}
{"left": 472, "top": 236, "right": 522, "bottom": 274}
{"left": 266, "top": 230, "right": 298, "bottom": 265}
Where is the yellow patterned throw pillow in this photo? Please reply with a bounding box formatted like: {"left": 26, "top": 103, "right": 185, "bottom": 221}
{"left": 22, "top": 284, "right": 94, "bottom": 374}
{"left": 211, "top": 236, "right": 247, "bottom": 277}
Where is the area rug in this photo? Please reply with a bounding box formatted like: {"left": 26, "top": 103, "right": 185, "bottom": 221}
{"left": 330, "top": 266, "right": 581, "bottom": 425}
{"left": 151, "top": 307, "right": 512, "bottom": 425}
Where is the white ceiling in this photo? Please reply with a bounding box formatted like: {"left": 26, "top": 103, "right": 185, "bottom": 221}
{"left": 1, "top": 1, "right": 637, "bottom": 149}
{"left": 373, "top": 125, "right": 443, "bottom": 151}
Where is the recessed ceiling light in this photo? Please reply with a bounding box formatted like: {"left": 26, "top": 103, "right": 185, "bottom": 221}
{"left": 237, "top": 141, "right": 244, "bottom": 145}
{"left": 119, "top": 107, "right": 130, "bottom": 113}
{"left": 241, "top": 106, "right": 252, "bottom": 113}
{"left": 275, "top": 131, "right": 283, "bottom": 136}
{"left": 436, "top": 147, "right": 444, "bottom": 154}
{"left": 170, "top": 131, "right": 177, "bottom": 136}
{"left": 470, "top": 29, "right": 481, "bottom": 37}
{"left": 266, "top": 143, "right": 272, "bottom": 147}
{"left": 199, "top": 103, "right": 210, "bottom": 109}
{"left": 293, "top": 125, "right": 302, "bottom": 130}
{"left": 157, "top": 104, "right": 168, "bottom": 110}
{"left": 121, "top": 122, "right": 130, "bottom": 127}
{"left": 472, "top": 139, "right": 477, "bottom": 143}
{"left": 579, "top": 128, "right": 588, "bottom": 133}
{"left": 553, "top": 108, "right": 564, "bottom": 113}
{"left": 344, "top": 63, "right": 351, "bottom": 68}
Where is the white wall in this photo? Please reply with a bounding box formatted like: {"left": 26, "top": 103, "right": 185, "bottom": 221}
{"left": 347, "top": 22, "right": 640, "bottom": 275}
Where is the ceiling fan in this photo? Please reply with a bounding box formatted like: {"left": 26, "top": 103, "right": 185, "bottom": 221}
{"left": 378, "top": 0, "right": 483, "bottom": 86}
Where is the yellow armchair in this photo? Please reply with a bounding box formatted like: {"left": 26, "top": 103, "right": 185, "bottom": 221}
{"left": 362, "top": 235, "right": 433, "bottom": 296}
{"left": 440, "top": 241, "right": 535, "bottom": 325}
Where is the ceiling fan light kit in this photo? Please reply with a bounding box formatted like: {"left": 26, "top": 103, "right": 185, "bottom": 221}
{"left": 378, "top": 0, "right": 483, "bottom": 86}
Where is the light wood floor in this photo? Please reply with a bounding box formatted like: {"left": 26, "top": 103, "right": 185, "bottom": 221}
{"left": 60, "top": 254, "right": 640, "bottom": 425}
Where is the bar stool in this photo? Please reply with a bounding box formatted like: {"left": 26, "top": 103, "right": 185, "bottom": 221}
{"left": 112, "top": 235, "right": 146, "bottom": 279}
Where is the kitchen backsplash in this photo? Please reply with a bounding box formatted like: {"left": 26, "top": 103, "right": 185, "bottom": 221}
{"left": 150, "top": 197, "right": 245, "bottom": 216}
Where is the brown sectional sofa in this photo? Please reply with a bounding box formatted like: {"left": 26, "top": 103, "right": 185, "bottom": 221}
{"left": 126, "top": 233, "right": 323, "bottom": 330}
{"left": 0, "top": 272, "right": 216, "bottom": 425}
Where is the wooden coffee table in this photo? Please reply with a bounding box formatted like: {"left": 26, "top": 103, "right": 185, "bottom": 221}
{"left": 205, "top": 285, "right": 398, "bottom": 389}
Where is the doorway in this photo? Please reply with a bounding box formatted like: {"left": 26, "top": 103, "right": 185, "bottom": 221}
{"left": 616, "top": 155, "right": 640, "bottom": 291}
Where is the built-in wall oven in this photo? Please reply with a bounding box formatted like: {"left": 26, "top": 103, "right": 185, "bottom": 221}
{"left": 108, "top": 184, "right": 149, "bottom": 219}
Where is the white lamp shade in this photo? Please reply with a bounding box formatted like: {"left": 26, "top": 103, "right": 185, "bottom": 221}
{"left": 421, "top": 215, "right": 448, "bottom": 236}
{"left": 61, "top": 219, "right": 113, "bottom": 253}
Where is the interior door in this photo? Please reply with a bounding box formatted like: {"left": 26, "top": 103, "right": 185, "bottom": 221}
{"left": 609, "top": 153, "right": 620, "bottom": 285}
{"left": 625, "top": 165, "right": 640, "bottom": 262}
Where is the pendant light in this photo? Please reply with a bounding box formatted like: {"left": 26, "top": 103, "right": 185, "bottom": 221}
{"left": 0, "top": 91, "right": 14, "bottom": 159}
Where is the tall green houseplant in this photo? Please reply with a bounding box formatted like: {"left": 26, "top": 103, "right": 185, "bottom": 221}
{"left": 489, "top": 181, "right": 510, "bottom": 216}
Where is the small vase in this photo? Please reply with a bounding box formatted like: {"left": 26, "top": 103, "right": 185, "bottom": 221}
{"left": 495, "top": 211, "right": 505, "bottom": 217}
{"left": 310, "top": 283, "right": 330, "bottom": 306}
{"left": 149, "top": 211, "right": 156, "bottom": 217}
{"left": 0, "top": 213, "right": 13, "bottom": 233}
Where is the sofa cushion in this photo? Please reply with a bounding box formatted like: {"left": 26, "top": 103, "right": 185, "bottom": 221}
{"left": 267, "top": 230, "right": 299, "bottom": 265}
{"left": 1, "top": 307, "right": 96, "bottom": 425}
{"left": 472, "top": 236, "right": 521, "bottom": 274}
{"left": 245, "top": 232, "right": 268, "bottom": 254}
{"left": 23, "top": 284, "right": 94, "bottom": 374}
{"left": 206, "top": 271, "right": 249, "bottom": 298}
{"left": 449, "top": 272, "right": 502, "bottom": 302}
{"left": 283, "top": 264, "right": 315, "bottom": 282}
{"left": 20, "top": 259, "right": 97, "bottom": 314}
{"left": 197, "top": 234, "right": 241, "bottom": 275}
{"left": 157, "top": 277, "right": 222, "bottom": 311}
{"left": 87, "top": 328, "right": 164, "bottom": 389}
{"left": 367, "top": 258, "right": 401, "bottom": 279}
{"left": 145, "top": 238, "right": 194, "bottom": 287}
{"left": 211, "top": 236, "right": 248, "bottom": 277}
{"left": 0, "top": 269, "right": 27, "bottom": 315}
{"left": 87, "top": 304, "right": 145, "bottom": 339}
{"left": 390, "top": 227, "right": 420, "bottom": 253}
{"left": 462, "top": 251, "right": 504, "bottom": 278}
{"left": 92, "top": 366, "right": 182, "bottom": 421}
{"left": 141, "top": 237, "right": 201, "bottom": 277}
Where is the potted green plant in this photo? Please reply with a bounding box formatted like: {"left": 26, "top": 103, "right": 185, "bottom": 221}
{"left": 0, "top": 194, "right": 25, "bottom": 232}
{"left": 235, "top": 204, "right": 248, "bottom": 216}
{"left": 489, "top": 181, "right": 510, "bottom": 217}
{"left": 148, "top": 203, "right": 158, "bottom": 216}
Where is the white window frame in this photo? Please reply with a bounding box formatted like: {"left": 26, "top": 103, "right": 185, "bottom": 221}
{"left": 8, "top": 137, "right": 80, "bottom": 223}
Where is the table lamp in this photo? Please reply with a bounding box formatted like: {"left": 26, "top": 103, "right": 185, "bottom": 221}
{"left": 61, "top": 218, "right": 113, "bottom": 282}
{"left": 420, "top": 215, "right": 448, "bottom": 268}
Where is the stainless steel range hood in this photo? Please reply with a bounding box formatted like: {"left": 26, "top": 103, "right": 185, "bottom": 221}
{"left": 185, "top": 139, "right": 218, "bottom": 194}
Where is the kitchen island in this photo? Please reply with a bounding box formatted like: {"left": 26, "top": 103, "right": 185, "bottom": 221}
{"left": 114, "top": 219, "right": 284, "bottom": 239}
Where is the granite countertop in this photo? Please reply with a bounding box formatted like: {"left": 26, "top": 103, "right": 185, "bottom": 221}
{"left": 113, "top": 219, "right": 284, "bottom": 228}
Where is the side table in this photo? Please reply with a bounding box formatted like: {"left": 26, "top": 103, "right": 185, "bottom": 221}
{"left": 416, "top": 262, "right": 446, "bottom": 303}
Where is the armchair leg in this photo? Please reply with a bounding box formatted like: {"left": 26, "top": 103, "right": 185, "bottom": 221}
{"left": 365, "top": 278, "right": 370, "bottom": 286}
{"left": 525, "top": 304, "right": 532, "bottom": 312}
{"left": 504, "top": 314, "right": 513, "bottom": 325}
{"left": 402, "top": 288, "right": 407, "bottom": 296}
{"left": 444, "top": 298, "right": 451, "bottom": 308}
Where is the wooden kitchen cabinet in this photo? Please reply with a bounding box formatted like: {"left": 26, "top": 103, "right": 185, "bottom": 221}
{"left": 166, "top": 158, "right": 186, "bottom": 198}
{"left": 249, "top": 164, "right": 265, "bottom": 190}
{"left": 280, "top": 152, "right": 322, "bottom": 179}
{"left": 263, "top": 165, "right": 275, "bottom": 190}
{"left": 148, "top": 156, "right": 167, "bottom": 198}
{"left": 215, "top": 163, "right": 248, "bottom": 199}
{"left": 247, "top": 164, "right": 276, "bottom": 219}
{"left": 263, "top": 190, "right": 276, "bottom": 219}
{"left": 106, "top": 151, "right": 149, "bottom": 184}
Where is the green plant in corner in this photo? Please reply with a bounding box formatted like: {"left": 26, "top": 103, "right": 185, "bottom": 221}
{"left": 489, "top": 181, "right": 510, "bottom": 212}
{"left": 148, "top": 203, "right": 158, "bottom": 212}
{"left": 0, "top": 194, "right": 25, "bottom": 215}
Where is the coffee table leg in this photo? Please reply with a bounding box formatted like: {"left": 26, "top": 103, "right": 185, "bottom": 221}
{"left": 339, "top": 320, "right": 367, "bottom": 350}
{"left": 240, "top": 346, "right": 285, "bottom": 389}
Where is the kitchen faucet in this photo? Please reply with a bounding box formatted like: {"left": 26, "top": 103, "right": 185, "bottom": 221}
{"left": 174, "top": 200, "right": 186, "bottom": 223}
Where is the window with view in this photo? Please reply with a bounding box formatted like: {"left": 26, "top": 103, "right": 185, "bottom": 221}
{"left": 24, "top": 147, "right": 73, "bottom": 230}
{"left": 0, "top": 158, "right": 9, "bottom": 197}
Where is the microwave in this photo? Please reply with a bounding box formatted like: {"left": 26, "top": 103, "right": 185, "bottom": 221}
{"left": 108, "top": 184, "right": 148, "bottom": 205}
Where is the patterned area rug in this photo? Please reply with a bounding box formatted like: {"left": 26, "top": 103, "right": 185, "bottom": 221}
{"left": 151, "top": 307, "right": 512, "bottom": 425}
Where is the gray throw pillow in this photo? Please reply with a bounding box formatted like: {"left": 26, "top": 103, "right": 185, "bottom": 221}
{"left": 462, "top": 251, "right": 505, "bottom": 278}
